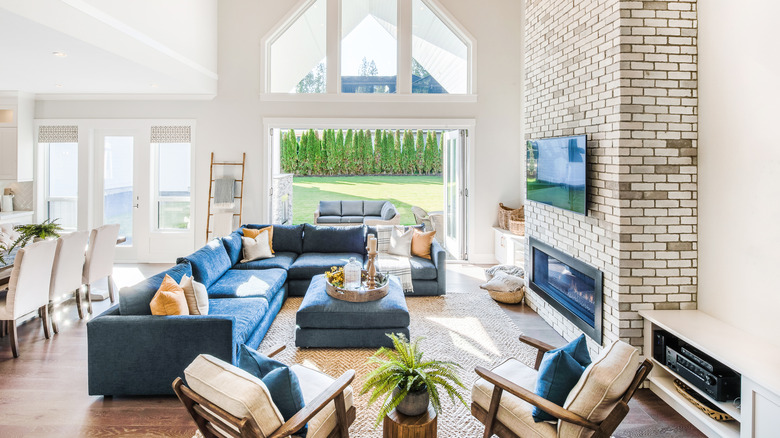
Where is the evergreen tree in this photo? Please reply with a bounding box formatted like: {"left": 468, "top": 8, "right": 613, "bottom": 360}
{"left": 335, "top": 129, "right": 345, "bottom": 175}
{"left": 402, "top": 130, "right": 415, "bottom": 174}
{"left": 374, "top": 129, "right": 383, "bottom": 174}
{"left": 364, "top": 130, "right": 374, "bottom": 174}
{"left": 344, "top": 129, "right": 354, "bottom": 174}
{"left": 308, "top": 129, "right": 321, "bottom": 175}
{"left": 423, "top": 131, "right": 436, "bottom": 174}
{"left": 415, "top": 130, "right": 426, "bottom": 174}
{"left": 393, "top": 130, "right": 403, "bottom": 174}
{"left": 431, "top": 131, "right": 442, "bottom": 173}
{"left": 353, "top": 130, "right": 364, "bottom": 174}
{"left": 323, "top": 129, "right": 333, "bottom": 175}
{"left": 298, "top": 131, "right": 309, "bottom": 175}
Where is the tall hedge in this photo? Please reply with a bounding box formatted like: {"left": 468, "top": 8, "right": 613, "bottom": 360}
{"left": 393, "top": 130, "right": 403, "bottom": 174}
{"left": 401, "top": 130, "right": 415, "bottom": 174}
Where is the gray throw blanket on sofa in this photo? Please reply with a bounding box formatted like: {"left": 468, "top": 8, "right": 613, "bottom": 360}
{"left": 374, "top": 226, "right": 414, "bottom": 293}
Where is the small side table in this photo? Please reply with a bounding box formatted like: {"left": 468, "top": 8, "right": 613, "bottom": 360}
{"left": 383, "top": 405, "right": 437, "bottom": 438}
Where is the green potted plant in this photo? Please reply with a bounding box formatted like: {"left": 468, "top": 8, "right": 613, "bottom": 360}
{"left": 361, "top": 333, "right": 468, "bottom": 425}
{"left": 11, "top": 218, "right": 64, "bottom": 248}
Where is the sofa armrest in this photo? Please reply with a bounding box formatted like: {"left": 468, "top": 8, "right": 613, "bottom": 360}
{"left": 313, "top": 210, "right": 321, "bottom": 224}
{"left": 431, "top": 239, "right": 446, "bottom": 295}
{"left": 87, "top": 305, "right": 235, "bottom": 396}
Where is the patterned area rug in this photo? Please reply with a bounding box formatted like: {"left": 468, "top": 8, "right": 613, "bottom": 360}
{"left": 259, "top": 291, "right": 537, "bottom": 437}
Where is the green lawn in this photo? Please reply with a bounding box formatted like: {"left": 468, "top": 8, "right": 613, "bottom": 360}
{"left": 292, "top": 175, "right": 444, "bottom": 225}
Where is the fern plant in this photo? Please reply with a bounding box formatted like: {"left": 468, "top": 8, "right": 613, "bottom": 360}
{"left": 360, "top": 333, "right": 468, "bottom": 425}
{"left": 11, "top": 218, "right": 63, "bottom": 249}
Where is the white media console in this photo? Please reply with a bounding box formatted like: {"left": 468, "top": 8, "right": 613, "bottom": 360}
{"left": 640, "top": 310, "right": 780, "bottom": 438}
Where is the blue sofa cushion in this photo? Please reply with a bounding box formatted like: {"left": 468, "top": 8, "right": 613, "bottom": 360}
{"left": 208, "top": 268, "right": 287, "bottom": 300}
{"left": 341, "top": 201, "right": 363, "bottom": 216}
{"left": 532, "top": 350, "right": 586, "bottom": 422}
{"left": 297, "top": 275, "right": 409, "bottom": 329}
{"left": 341, "top": 216, "right": 363, "bottom": 223}
{"left": 178, "top": 240, "right": 233, "bottom": 288}
{"left": 317, "top": 216, "right": 341, "bottom": 224}
{"left": 319, "top": 200, "right": 341, "bottom": 216}
{"left": 380, "top": 202, "right": 397, "bottom": 220}
{"left": 207, "top": 297, "right": 268, "bottom": 348}
{"left": 288, "top": 252, "right": 364, "bottom": 280}
{"left": 303, "top": 224, "right": 365, "bottom": 254}
{"left": 118, "top": 261, "right": 193, "bottom": 315}
{"left": 243, "top": 224, "right": 304, "bottom": 254}
{"left": 364, "top": 200, "right": 385, "bottom": 216}
{"left": 238, "top": 346, "right": 307, "bottom": 436}
{"left": 222, "top": 231, "right": 244, "bottom": 266}
{"left": 233, "top": 252, "right": 298, "bottom": 271}
{"left": 409, "top": 256, "right": 438, "bottom": 280}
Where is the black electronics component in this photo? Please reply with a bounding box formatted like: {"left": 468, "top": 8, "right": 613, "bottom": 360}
{"left": 665, "top": 346, "right": 741, "bottom": 401}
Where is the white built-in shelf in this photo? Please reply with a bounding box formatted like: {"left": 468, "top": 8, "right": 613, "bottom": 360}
{"left": 640, "top": 310, "right": 780, "bottom": 438}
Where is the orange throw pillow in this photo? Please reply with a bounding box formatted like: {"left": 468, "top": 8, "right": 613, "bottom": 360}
{"left": 411, "top": 230, "right": 436, "bottom": 259}
{"left": 243, "top": 226, "right": 274, "bottom": 253}
{"left": 150, "top": 274, "right": 190, "bottom": 315}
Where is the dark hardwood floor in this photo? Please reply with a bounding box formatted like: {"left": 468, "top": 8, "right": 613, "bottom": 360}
{"left": 0, "top": 263, "right": 704, "bottom": 437}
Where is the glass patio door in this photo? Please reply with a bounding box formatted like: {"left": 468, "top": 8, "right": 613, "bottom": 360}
{"left": 95, "top": 131, "right": 150, "bottom": 261}
{"left": 442, "top": 129, "right": 468, "bottom": 260}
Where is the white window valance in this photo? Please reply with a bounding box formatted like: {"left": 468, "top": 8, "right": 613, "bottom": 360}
{"left": 38, "top": 125, "right": 78, "bottom": 143}
{"left": 151, "top": 126, "right": 191, "bottom": 143}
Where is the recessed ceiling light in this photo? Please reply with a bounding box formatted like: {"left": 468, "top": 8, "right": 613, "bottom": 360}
{"left": 150, "top": 83, "right": 159, "bottom": 88}
{"left": 52, "top": 51, "right": 67, "bottom": 58}
{"left": 55, "top": 84, "right": 63, "bottom": 88}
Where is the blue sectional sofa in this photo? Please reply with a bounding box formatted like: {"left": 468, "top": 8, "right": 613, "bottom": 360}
{"left": 87, "top": 223, "right": 445, "bottom": 396}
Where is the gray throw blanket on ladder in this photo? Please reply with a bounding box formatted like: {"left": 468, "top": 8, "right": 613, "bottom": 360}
{"left": 214, "top": 177, "right": 235, "bottom": 209}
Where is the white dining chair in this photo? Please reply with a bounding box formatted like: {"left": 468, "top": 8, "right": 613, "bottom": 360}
{"left": 0, "top": 239, "right": 58, "bottom": 357}
{"left": 49, "top": 231, "right": 90, "bottom": 329}
{"left": 82, "top": 224, "right": 120, "bottom": 315}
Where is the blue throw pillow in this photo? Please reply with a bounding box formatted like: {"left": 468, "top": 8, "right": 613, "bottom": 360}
{"left": 238, "top": 345, "right": 307, "bottom": 436}
{"left": 532, "top": 350, "right": 586, "bottom": 422}
{"left": 549, "top": 334, "right": 592, "bottom": 367}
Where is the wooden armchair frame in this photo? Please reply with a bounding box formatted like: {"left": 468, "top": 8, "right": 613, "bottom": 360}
{"left": 472, "top": 336, "right": 653, "bottom": 438}
{"left": 173, "top": 345, "right": 356, "bottom": 438}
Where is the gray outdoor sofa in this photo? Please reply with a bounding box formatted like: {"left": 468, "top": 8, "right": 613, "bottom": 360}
{"left": 314, "top": 200, "right": 400, "bottom": 226}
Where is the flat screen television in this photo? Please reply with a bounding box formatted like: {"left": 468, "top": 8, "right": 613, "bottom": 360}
{"left": 526, "top": 134, "right": 587, "bottom": 215}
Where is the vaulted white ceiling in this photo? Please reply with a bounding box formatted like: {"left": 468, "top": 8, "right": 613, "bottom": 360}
{"left": 0, "top": 0, "right": 218, "bottom": 98}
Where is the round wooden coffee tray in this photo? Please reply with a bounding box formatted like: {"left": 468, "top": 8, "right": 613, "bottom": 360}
{"left": 326, "top": 276, "right": 389, "bottom": 302}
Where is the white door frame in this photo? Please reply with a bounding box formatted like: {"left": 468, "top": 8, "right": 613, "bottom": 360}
{"left": 262, "top": 117, "right": 476, "bottom": 259}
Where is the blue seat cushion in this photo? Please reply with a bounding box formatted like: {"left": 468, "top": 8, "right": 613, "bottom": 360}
{"left": 302, "top": 224, "right": 366, "bottom": 254}
{"left": 340, "top": 216, "right": 363, "bottom": 223}
{"left": 297, "top": 275, "right": 409, "bottom": 329}
{"left": 288, "top": 252, "right": 364, "bottom": 280}
{"left": 364, "top": 201, "right": 385, "bottom": 216}
{"left": 532, "top": 350, "right": 586, "bottom": 422}
{"left": 208, "top": 268, "right": 287, "bottom": 299}
{"left": 178, "top": 240, "right": 233, "bottom": 288}
{"left": 317, "top": 216, "right": 341, "bottom": 224}
{"left": 233, "top": 252, "right": 298, "bottom": 271}
{"left": 409, "top": 256, "right": 438, "bottom": 280}
{"left": 319, "top": 200, "right": 341, "bottom": 216}
{"left": 222, "top": 231, "right": 244, "bottom": 266}
{"left": 341, "top": 200, "right": 363, "bottom": 216}
{"left": 207, "top": 297, "right": 268, "bottom": 347}
{"left": 243, "top": 224, "right": 304, "bottom": 254}
{"left": 118, "top": 261, "right": 193, "bottom": 315}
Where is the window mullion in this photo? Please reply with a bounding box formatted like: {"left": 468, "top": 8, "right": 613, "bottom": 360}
{"left": 326, "top": 0, "right": 341, "bottom": 93}
{"left": 397, "top": 0, "right": 413, "bottom": 94}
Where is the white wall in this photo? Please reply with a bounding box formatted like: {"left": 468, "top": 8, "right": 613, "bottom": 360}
{"left": 699, "top": 0, "right": 780, "bottom": 348}
{"left": 34, "top": 0, "right": 524, "bottom": 261}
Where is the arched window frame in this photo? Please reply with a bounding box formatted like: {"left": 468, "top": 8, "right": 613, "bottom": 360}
{"left": 260, "top": 0, "right": 477, "bottom": 101}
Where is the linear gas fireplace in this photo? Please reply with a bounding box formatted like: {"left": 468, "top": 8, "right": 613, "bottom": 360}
{"left": 528, "top": 237, "right": 603, "bottom": 343}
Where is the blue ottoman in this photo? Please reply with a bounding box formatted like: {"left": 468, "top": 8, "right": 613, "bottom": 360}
{"left": 295, "top": 274, "right": 410, "bottom": 348}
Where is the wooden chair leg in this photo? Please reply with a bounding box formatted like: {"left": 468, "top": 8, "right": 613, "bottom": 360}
{"left": 483, "top": 386, "right": 504, "bottom": 438}
{"left": 41, "top": 305, "right": 51, "bottom": 340}
{"left": 108, "top": 275, "right": 116, "bottom": 304}
{"left": 49, "top": 301, "right": 58, "bottom": 335}
{"left": 75, "top": 287, "right": 84, "bottom": 319}
{"left": 85, "top": 283, "right": 93, "bottom": 314}
{"left": 0, "top": 320, "right": 5, "bottom": 338}
{"left": 334, "top": 392, "right": 350, "bottom": 438}
{"left": 9, "top": 321, "right": 18, "bottom": 358}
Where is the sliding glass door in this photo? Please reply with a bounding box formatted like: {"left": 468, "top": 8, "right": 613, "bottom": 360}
{"left": 443, "top": 129, "right": 468, "bottom": 260}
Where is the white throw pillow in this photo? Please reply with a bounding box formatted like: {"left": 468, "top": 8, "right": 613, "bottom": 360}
{"left": 388, "top": 226, "right": 413, "bottom": 257}
{"left": 180, "top": 274, "right": 209, "bottom": 315}
{"left": 480, "top": 271, "right": 525, "bottom": 292}
{"left": 242, "top": 230, "right": 274, "bottom": 263}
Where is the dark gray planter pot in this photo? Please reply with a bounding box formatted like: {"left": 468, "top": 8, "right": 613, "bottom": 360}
{"left": 394, "top": 385, "right": 430, "bottom": 416}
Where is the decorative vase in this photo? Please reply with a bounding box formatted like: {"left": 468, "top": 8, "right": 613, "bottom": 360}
{"left": 394, "top": 385, "right": 430, "bottom": 417}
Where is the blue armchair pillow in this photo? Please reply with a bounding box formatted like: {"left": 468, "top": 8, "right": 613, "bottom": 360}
{"left": 238, "top": 345, "right": 307, "bottom": 436}
{"left": 532, "top": 349, "right": 586, "bottom": 422}
{"left": 548, "top": 334, "right": 592, "bottom": 368}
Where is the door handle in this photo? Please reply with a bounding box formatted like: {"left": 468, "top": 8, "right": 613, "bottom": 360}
{"left": 133, "top": 204, "right": 139, "bottom": 208}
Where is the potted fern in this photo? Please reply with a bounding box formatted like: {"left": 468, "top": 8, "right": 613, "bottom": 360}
{"left": 12, "top": 219, "right": 63, "bottom": 247}
{"left": 360, "top": 334, "right": 468, "bottom": 425}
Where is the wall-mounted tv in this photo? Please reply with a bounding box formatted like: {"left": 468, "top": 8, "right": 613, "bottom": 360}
{"left": 526, "top": 135, "right": 587, "bottom": 215}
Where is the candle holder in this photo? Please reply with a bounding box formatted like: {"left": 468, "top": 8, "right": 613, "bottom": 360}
{"left": 366, "top": 235, "right": 378, "bottom": 289}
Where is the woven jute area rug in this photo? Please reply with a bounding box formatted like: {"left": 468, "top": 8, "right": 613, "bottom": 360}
{"left": 258, "top": 291, "right": 537, "bottom": 437}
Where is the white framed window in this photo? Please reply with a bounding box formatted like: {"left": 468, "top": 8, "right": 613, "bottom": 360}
{"left": 263, "top": 0, "right": 475, "bottom": 97}
{"left": 39, "top": 125, "right": 79, "bottom": 231}
{"left": 152, "top": 141, "right": 192, "bottom": 231}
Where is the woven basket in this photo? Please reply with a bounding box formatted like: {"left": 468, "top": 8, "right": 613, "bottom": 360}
{"left": 673, "top": 379, "right": 735, "bottom": 422}
{"left": 508, "top": 208, "right": 525, "bottom": 235}
{"left": 484, "top": 286, "right": 525, "bottom": 304}
{"left": 497, "top": 203, "right": 515, "bottom": 229}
